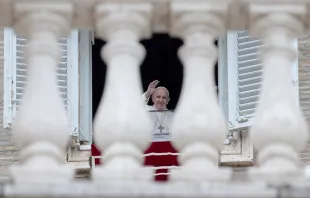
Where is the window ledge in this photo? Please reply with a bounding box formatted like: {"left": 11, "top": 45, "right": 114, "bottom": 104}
{"left": 79, "top": 144, "right": 91, "bottom": 151}
{"left": 220, "top": 130, "right": 254, "bottom": 166}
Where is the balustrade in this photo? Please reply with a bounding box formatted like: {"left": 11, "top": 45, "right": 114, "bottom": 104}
{"left": 9, "top": 2, "right": 74, "bottom": 183}
{"left": 0, "top": 0, "right": 309, "bottom": 195}
{"left": 92, "top": 2, "right": 154, "bottom": 181}
{"left": 169, "top": 1, "right": 231, "bottom": 181}
{"left": 248, "top": 4, "right": 309, "bottom": 181}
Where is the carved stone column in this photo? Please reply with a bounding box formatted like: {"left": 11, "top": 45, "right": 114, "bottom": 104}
{"left": 93, "top": 2, "right": 153, "bottom": 181}
{"left": 169, "top": 1, "right": 231, "bottom": 181}
{"left": 248, "top": 4, "right": 308, "bottom": 181}
{"left": 10, "top": 2, "right": 74, "bottom": 183}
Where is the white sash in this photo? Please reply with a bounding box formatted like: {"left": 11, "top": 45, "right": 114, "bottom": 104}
{"left": 149, "top": 110, "right": 172, "bottom": 142}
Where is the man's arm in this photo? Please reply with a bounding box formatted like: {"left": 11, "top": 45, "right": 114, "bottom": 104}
{"left": 143, "top": 92, "right": 151, "bottom": 104}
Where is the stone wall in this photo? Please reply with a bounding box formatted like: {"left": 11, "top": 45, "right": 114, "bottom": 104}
{"left": 298, "top": 35, "right": 310, "bottom": 164}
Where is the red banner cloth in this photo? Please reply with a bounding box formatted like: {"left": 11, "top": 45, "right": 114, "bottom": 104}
{"left": 91, "top": 141, "right": 179, "bottom": 181}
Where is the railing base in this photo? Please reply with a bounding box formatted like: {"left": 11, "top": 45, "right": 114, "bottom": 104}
{"left": 10, "top": 164, "right": 74, "bottom": 184}
{"left": 0, "top": 180, "right": 291, "bottom": 198}
{"left": 249, "top": 168, "right": 305, "bottom": 184}
{"left": 170, "top": 167, "right": 232, "bottom": 181}
{"left": 92, "top": 166, "right": 154, "bottom": 181}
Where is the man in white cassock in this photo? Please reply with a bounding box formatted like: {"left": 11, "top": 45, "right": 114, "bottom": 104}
{"left": 142, "top": 80, "right": 174, "bottom": 142}
{"left": 142, "top": 80, "right": 179, "bottom": 182}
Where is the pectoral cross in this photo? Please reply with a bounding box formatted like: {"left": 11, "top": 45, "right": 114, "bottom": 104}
{"left": 157, "top": 125, "right": 164, "bottom": 133}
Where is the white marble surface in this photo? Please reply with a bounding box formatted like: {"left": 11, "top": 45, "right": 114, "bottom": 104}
{"left": 3, "top": 181, "right": 277, "bottom": 198}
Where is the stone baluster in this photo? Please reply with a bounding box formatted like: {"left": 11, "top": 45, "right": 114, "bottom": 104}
{"left": 170, "top": 2, "right": 231, "bottom": 181}
{"left": 93, "top": 2, "right": 153, "bottom": 181}
{"left": 248, "top": 4, "right": 308, "bottom": 181}
{"left": 10, "top": 2, "right": 74, "bottom": 183}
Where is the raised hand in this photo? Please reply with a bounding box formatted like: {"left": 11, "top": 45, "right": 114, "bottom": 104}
{"left": 146, "top": 80, "right": 159, "bottom": 96}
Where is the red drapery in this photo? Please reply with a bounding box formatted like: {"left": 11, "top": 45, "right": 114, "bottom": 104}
{"left": 91, "top": 141, "right": 179, "bottom": 181}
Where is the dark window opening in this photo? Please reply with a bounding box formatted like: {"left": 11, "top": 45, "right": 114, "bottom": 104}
{"left": 92, "top": 34, "right": 218, "bottom": 119}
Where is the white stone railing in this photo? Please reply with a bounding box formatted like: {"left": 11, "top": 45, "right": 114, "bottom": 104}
{"left": 1, "top": 0, "right": 310, "bottom": 196}
{"left": 91, "top": 154, "right": 180, "bottom": 177}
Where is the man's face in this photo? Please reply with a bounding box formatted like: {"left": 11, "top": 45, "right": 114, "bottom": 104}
{"left": 152, "top": 88, "right": 169, "bottom": 110}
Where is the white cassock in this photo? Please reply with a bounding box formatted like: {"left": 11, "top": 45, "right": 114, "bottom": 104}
{"left": 143, "top": 93, "right": 174, "bottom": 142}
